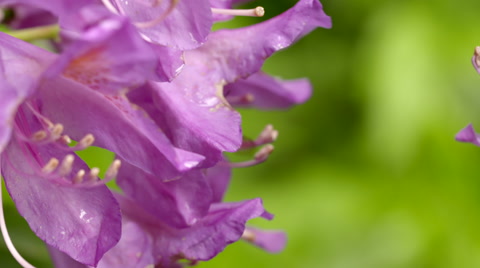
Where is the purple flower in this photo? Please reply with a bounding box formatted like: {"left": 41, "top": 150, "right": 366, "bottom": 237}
{"left": 0, "top": 9, "right": 202, "bottom": 266}
{"left": 47, "top": 157, "right": 286, "bottom": 267}
{"left": 103, "top": 0, "right": 213, "bottom": 50}
{"left": 0, "top": 0, "right": 331, "bottom": 267}
{"left": 0, "top": 32, "right": 121, "bottom": 266}
{"left": 128, "top": 0, "right": 332, "bottom": 166}
{"left": 48, "top": 194, "right": 277, "bottom": 268}
{"left": 456, "top": 124, "right": 480, "bottom": 146}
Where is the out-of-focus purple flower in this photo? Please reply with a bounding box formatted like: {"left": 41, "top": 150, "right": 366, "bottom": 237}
{"left": 456, "top": 124, "right": 480, "bottom": 146}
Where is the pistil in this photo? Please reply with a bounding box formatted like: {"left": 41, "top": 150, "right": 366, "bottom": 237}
{"left": 211, "top": 6, "right": 265, "bottom": 17}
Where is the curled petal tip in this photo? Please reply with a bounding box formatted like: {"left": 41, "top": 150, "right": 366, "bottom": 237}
{"left": 456, "top": 124, "right": 475, "bottom": 142}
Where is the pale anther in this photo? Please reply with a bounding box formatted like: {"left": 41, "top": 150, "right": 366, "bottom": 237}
{"left": 241, "top": 124, "right": 278, "bottom": 149}
{"left": 31, "top": 130, "right": 47, "bottom": 141}
{"left": 50, "top": 124, "right": 64, "bottom": 137}
{"left": 223, "top": 144, "right": 275, "bottom": 168}
{"left": 242, "top": 229, "right": 256, "bottom": 243}
{"left": 74, "top": 134, "right": 95, "bottom": 150}
{"left": 41, "top": 158, "right": 59, "bottom": 173}
{"left": 73, "top": 169, "right": 85, "bottom": 184}
{"left": 254, "top": 144, "right": 274, "bottom": 161}
{"left": 88, "top": 168, "right": 100, "bottom": 182}
{"left": 105, "top": 159, "right": 122, "bottom": 180}
{"left": 258, "top": 124, "right": 278, "bottom": 144}
{"left": 211, "top": 6, "right": 265, "bottom": 17}
{"left": 58, "top": 155, "right": 74, "bottom": 176}
{"left": 60, "top": 135, "right": 72, "bottom": 145}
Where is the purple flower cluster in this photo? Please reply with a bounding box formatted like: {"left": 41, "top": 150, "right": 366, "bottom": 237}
{"left": 0, "top": 0, "right": 331, "bottom": 267}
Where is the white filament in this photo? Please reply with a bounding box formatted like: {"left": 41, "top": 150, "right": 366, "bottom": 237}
{"left": 100, "top": 0, "right": 120, "bottom": 14}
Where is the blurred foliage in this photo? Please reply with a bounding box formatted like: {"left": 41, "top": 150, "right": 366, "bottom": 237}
{"left": 3, "top": 0, "right": 480, "bottom": 267}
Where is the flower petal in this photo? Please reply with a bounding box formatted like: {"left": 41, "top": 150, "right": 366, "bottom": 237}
{"left": 0, "top": 32, "right": 53, "bottom": 152}
{"left": 456, "top": 124, "right": 480, "bottom": 146}
{"left": 115, "top": 195, "right": 269, "bottom": 266}
{"left": 115, "top": 0, "right": 212, "bottom": 50}
{"left": 47, "top": 246, "right": 89, "bottom": 268}
{"left": 0, "top": 0, "right": 94, "bottom": 18}
{"left": 187, "top": 0, "right": 332, "bottom": 83}
{"left": 242, "top": 227, "right": 287, "bottom": 253}
{"left": 46, "top": 7, "right": 158, "bottom": 95}
{"left": 6, "top": 4, "right": 57, "bottom": 29}
{"left": 159, "top": 198, "right": 269, "bottom": 262}
{"left": 148, "top": 43, "right": 185, "bottom": 82}
{"left": 1, "top": 136, "right": 121, "bottom": 266}
{"left": 116, "top": 159, "right": 212, "bottom": 228}
{"left": 37, "top": 76, "right": 204, "bottom": 179}
{"left": 204, "top": 162, "right": 231, "bottom": 203}
{"left": 97, "top": 221, "right": 155, "bottom": 268}
{"left": 129, "top": 77, "right": 242, "bottom": 167}
{"left": 225, "top": 71, "right": 312, "bottom": 109}
{"left": 0, "top": 32, "right": 53, "bottom": 97}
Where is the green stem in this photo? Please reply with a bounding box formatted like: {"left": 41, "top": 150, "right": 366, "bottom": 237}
{"left": 4, "top": 24, "right": 59, "bottom": 42}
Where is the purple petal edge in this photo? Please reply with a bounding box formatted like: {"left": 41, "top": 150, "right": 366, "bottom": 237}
{"left": 455, "top": 124, "right": 480, "bottom": 146}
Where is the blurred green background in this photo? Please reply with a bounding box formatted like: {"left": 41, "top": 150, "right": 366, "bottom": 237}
{"left": 4, "top": 0, "right": 480, "bottom": 267}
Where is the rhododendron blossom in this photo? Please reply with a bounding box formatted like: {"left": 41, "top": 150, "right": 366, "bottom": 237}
{"left": 0, "top": 0, "right": 331, "bottom": 267}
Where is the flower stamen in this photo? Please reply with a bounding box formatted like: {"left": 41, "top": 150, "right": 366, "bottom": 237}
{"left": 71, "top": 134, "right": 95, "bottom": 151}
{"left": 225, "top": 144, "right": 275, "bottom": 168}
{"left": 88, "top": 167, "right": 100, "bottom": 182}
{"left": 241, "top": 124, "right": 278, "bottom": 149}
{"left": 58, "top": 154, "right": 75, "bottom": 176}
{"left": 211, "top": 6, "right": 265, "bottom": 17}
{"left": 49, "top": 123, "right": 64, "bottom": 140}
{"left": 31, "top": 130, "right": 47, "bottom": 142}
{"left": 104, "top": 159, "right": 122, "bottom": 182}
{"left": 41, "top": 158, "right": 60, "bottom": 173}
{"left": 73, "top": 169, "right": 86, "bottom": 184}
{"left": 59, "top": 135, "right": 72, "bottom": 145}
